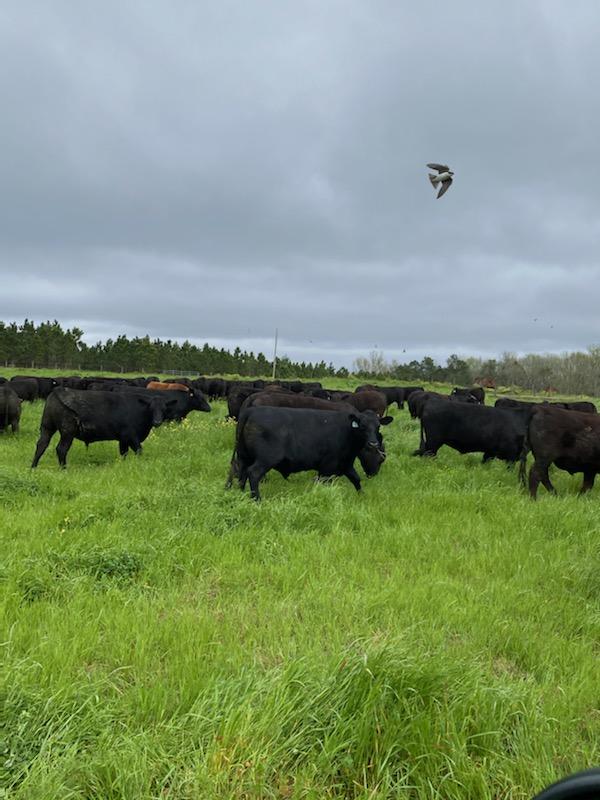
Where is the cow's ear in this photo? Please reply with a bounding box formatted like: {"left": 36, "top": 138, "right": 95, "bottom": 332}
{"left": 349, "top": 413, "right": 361, "bottom": 428}
{"left": 379, "top": 415, "right": 393, "bottom": 426}
{"left": 166, "top": 398, "right": 179, "bottom": 406}
{"left": 137, "top": 396, "right": 152, "bottom": 406}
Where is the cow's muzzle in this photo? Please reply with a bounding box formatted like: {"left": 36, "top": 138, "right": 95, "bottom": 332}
{"left": 367, "top": 442, "right": 386, "bottom": 459}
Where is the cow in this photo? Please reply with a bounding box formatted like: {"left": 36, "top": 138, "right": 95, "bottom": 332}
{"left": 341, "top": 390, "right": 388, "bottom": 417}
{"left": 9, "top": 377, "right": 39, "bottom": 402}
{"left": 147, "top": 380, "right": 194, "bottom": 393}
{"left": 146, "top": 388, "right": 211, "bottom": 420}
{"left": 34, "top": 377, "right": 60, "bottom": 399}
{"left": 227, "top": 407, "right": 393, "bottom": 500}
{"left": 306, "top": 388, "right": 331, "bottom": 399}
{"left": 163, "top": 377, "right": 194, "bottom": 389}
{"left": 526, "top": 404, "right": 600, "bottom": 498}
{"left": 407, "top": 390, "right": 448, "bottom": 420}
{"left": 414, "top": 398, "right": 532, "bottom": 465}
{"left": 0, "top": 376, "right": 6, "bottom": 384}
{"left": 325, "top": 389, "right": 388, "bottom": 417}
{"left": 242, "top": 391, "right": 355, "bottom": 415}
{"left": 59, "top": 376, "right": 88, "bottom": 390}
{"left": 563, "top": 401, "right": 597, "bottom": 414}
{"left": 495, "top": 398, "right": 597, "bottom": 415}
{"left": 206, "top": 378, "right": 227, "bottom": 399}
{"left": 239, "top": 391, "right": 389, "bottom": 477}
{"left": 31, "top": 388, "right": 170, "bottom": 468}
{"left": 0, "top": 386, "right": 22, "bottom": 433}
{"left": 226, "top": 385, "right": 261, "bottom": 420}
{"left": 398, "top": 386, "right": 425, "bottom": 408}
{"left": 355, "top": 385, "right": 405, "bottom": 409}
{"left": 451, "top": 386, "right": 485, "bottom": 404}
{"left": 102, "top": 385, "right": 211, "bottom": 420}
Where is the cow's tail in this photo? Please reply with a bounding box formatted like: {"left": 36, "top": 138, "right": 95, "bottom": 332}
{"left": 225, "top": 409, "right": 248, "bottom": 489}
{"left": 518, "top": 409, "right": 535, "bottom": 487}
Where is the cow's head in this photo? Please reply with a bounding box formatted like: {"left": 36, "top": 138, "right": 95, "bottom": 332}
{"left": 189, "top": 389, "right": 211, "bottom": 413}
{"left": 350, "top": 411, "right": 393, "bottom": 476}
{"left": 139, "top": 395, "right": 167, "bottom": 426}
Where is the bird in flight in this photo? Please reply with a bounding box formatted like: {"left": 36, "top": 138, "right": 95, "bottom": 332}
{"left": 427, "top": 163, "right": 454, "bottom": 198}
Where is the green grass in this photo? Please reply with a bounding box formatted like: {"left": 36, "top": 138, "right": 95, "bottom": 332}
{"left": 1, "top": 374, "right": 600, "bottom": 798}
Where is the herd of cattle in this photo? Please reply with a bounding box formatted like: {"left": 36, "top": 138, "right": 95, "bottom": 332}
{"left": 1, "top": 373, "right": 600, "bottom": 500}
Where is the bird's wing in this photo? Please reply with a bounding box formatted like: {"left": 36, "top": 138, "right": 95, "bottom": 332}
{"left": 427, "top": 163, "right": 449, "bottom": 173}
{"left": 437, "top": 178, "right": 452, "bottom": 198}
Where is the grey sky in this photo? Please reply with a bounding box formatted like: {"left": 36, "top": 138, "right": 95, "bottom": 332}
{"left": 1, "top": 1, "right": 599, "bottom": 367}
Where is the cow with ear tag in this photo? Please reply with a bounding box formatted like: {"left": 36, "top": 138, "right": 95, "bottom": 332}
{"left": 227, "top": 406, "right": 393, "bottom": 501}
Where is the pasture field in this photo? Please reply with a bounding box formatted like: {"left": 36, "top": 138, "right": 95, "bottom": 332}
{"left": 2, "top": 373, "right": 600, "bottom": 799}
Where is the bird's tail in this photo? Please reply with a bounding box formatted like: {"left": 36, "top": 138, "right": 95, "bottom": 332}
{"left": 429, "top": 173, "right": 438, "bottom": 187}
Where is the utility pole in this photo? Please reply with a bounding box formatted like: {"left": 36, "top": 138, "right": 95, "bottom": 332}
{"left": 271, "top": 328, "right": 278, "bottom": 381}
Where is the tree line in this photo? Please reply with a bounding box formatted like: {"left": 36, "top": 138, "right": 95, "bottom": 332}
{"left": 354, "top": 349, "right": 600, "bottom": 396}
{"left": 0, "top": 320, "right": 340, "bottom": 378}
{"left": 2, "top": 320, "right": 599, "bottom": 394}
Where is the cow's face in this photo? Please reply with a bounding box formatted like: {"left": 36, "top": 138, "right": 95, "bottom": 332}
{"left": 140, "top": 396, "right": 167, "bottom": 426}
{"left": 350, "top": 411, "right": 393, "bottom": 474}
{"left": 189, "top": 390, "right": 211, "bottom": 413}
{"left": 358, "top": 430, "right": 386, "bottom": 477}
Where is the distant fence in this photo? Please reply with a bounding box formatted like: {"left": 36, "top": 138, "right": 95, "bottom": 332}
{"left": 161, "top": 370, "right": 203, "bottom": 377}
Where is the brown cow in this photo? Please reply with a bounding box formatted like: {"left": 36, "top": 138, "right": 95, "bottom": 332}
{"left": 147, "top": 381, "right": 191, "bottom": 393}
{"left": 527, "top": 404, "right": 600, "bottom": 498}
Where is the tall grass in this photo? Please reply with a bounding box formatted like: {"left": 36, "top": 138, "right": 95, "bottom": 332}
{"left": 1, "top": 376, "right": 599, "bottom": 798}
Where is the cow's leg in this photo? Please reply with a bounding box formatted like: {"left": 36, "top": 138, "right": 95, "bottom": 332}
{"left": 247, "top": 463, "right": 267, "bottom": 501}
{"left": 343, "top": 466, "right": 362, "bottom": 492}
{"left": 225, "top": 461, "right": 234, "bottom": 489}
{"left": 529, "top": 459, "right": 555, "bottom": 499}
{"left": 238, "top": 465, "right": 249, "bottom": 490}
{"left": 12, "top": 420, "right": 19, "bottom": 434}
{"left": 119, "top": 440, "right": 128, "bottom": 457}
{"left": 225, "top": 453, "right": 241, "bottom": 489}
{"left": 580, "top": 470, "right": 596, "bottom": 495}
{"left": 518, "top": 450, "right": 529, "bottom": 486}
{"left": 31, "top": 428, "right": 54, "bottom": 468}
{"left": 56, "top": 432, "right": 74, "bottom": 468}
{"left": 482, "top": 453, "right": 493, "bottom": 464}
{"left": 413, "top": 441, "right": 438, "bottom": 457}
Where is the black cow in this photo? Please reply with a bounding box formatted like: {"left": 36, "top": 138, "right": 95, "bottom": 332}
{"left": 31, "top": 388, "right": 169, "bottom": 468}
{"left": 414, "top": 399, "right": 532, "bottom": 465}
{"left": 355, "top": 385, "right": 405, "bottom": 409}
{"left": 9, "top": 377, "right": 39, "bottom": 402}
{"left": 92, "top": 385, "right": 211, "bottom": 421}
{"left": 306, "top": 388, "right": 331, "bottom": 399}
{"left": 36, "top": 377, "right": 60, "bottom": 399}
{"left": 0, "top": 386, "right": 22, "bottom": 433}
{"left": 206, "top": 378, "right": 227, "bottom": 399}
{"left": 146, "top": 388, "right": 210, "bottom": 420}
{"left": 59, "top": 376, "right": 88, "bottom": 390}
{"left": 0, "top": 376, "right": 7, "bottom": 384}
{"left": 226, "top": 385, "right": 261, "bottom": 420}
{"left": 562, "top": 401, "right": 597, "bottom": 413}
{"left": 495, "top": 397, "right": 597, "bottom": 415}
{"left": 526, "top": 404, "right": 600, "bottom": 498}
{"left": 227, "top": 407, "right": 393, "bottom": 500}
{"left": 407, "top": 390, "right": 448, "bottom": 420}
{"left": 451, "top": 386, "right": 485, "bottom": 404}
{"left": 239, "top": 391, "right": 388, "bottom": 477}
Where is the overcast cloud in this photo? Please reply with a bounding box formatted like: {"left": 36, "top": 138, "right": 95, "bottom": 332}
{"left": 1, "top": 1, "right": 599, "bottom": 367}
